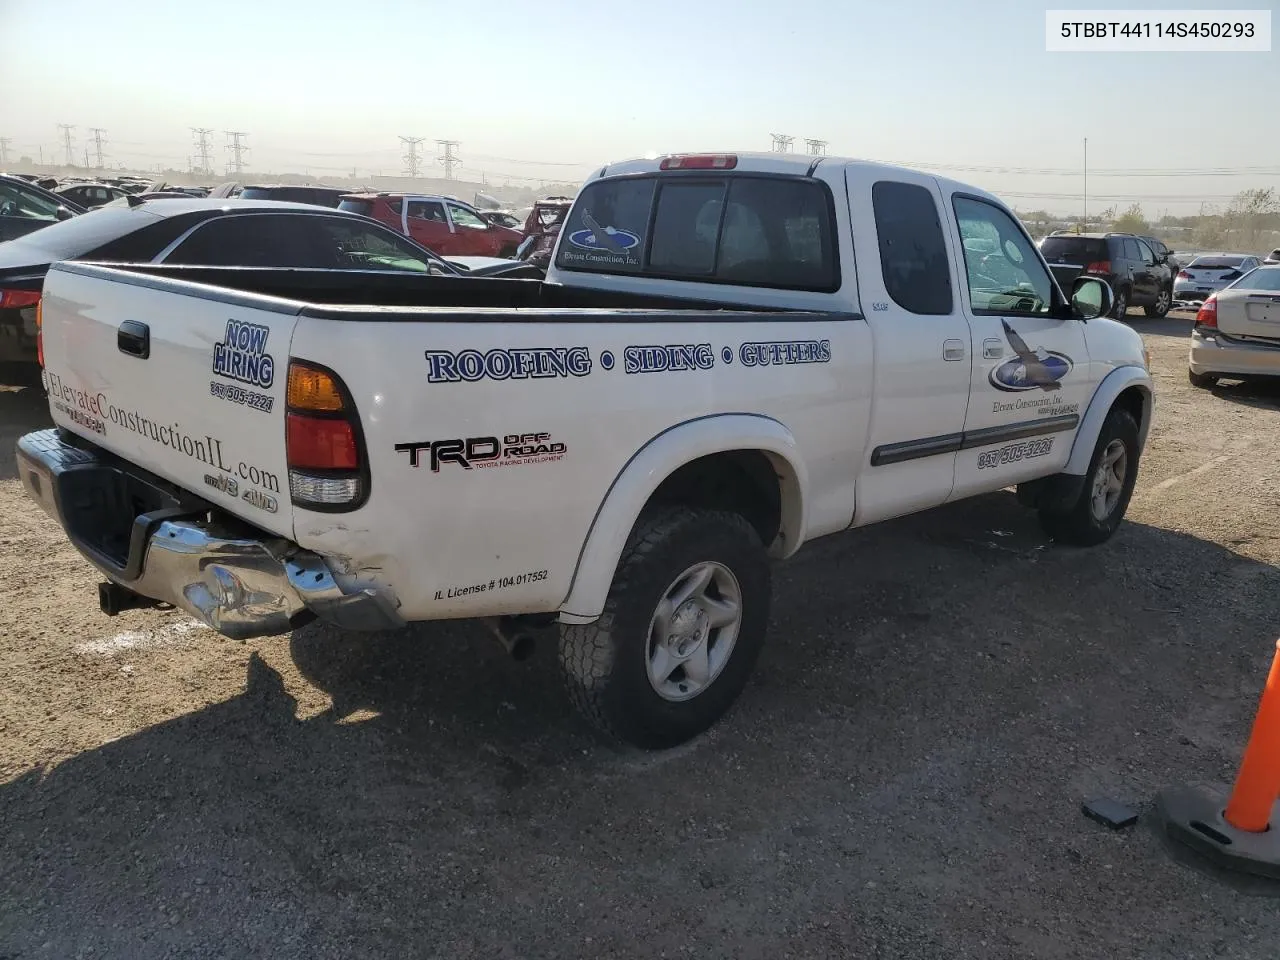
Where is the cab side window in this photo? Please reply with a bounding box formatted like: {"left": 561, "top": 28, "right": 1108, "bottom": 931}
{"left": 871, "top": 181, "right": 953, "bottom": 315}
{"left": 953, "top": 196, "right": 1053, "bottom": 315}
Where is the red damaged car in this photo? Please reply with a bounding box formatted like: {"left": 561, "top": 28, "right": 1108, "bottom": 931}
{"left": 338, "top": 193, "right": 523, "bottom": 258}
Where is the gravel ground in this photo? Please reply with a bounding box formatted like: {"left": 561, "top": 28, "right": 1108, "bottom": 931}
{"left": 3, "top": 311, "right": 1280, "bottom": 959}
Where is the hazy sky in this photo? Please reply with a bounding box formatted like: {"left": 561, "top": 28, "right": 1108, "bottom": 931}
{"left": 1, "top": 0, "right": 1276, "bottom": 213}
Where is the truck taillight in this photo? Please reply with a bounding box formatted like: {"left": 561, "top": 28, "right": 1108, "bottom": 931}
{"left": 659, "top": 154, "right": 738, "bottom": 170}
{"left": 1085, "top": 261, "right": 1111, "bottom": 275}
{"left": 0, "top": 288, "right": 40, "bottom": 309}
{"left": 1195, "top": 294, "right": 1218, "bottom": 329}
{"left": 285, "top": 360, "right": 367, "bottom": 510}
{"left": 35, "top": 298, "right": 43, "bottom": 368}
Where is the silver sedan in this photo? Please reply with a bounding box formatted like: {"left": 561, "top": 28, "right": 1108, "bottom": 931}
{"left": 1174, "top": 253, "right": 1264, "bottom": 302}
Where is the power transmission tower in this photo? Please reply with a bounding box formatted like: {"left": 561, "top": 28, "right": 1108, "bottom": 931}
{"left": 89, "top": 127, "right": 108, "bottom": 168}
{"left": 436, "top": 140, "right": 460, "bottom": 180}
{"left": 191, "top": 128, "right": 215, "bottom": 176}
{"left": 769, "top": 134, "right": 794, "bottom": 153}
{"left": 224, "top": 131, "right": 250, "bottom": 175}
{"left": 400, "top": 136, "right": 425, "bottom": 177}
{"left": 58, "top": 124, "right": 76, "bottom": 165}
{"left": 804, "top": 139, "right": 827, "bottom": 156}
{"left": 0, "top": 138, "right": 11, "bottom": 166}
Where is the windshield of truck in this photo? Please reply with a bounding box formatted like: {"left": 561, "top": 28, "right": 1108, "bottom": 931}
{"left": 555, "top": 174, "right": 838, "bottom": 291}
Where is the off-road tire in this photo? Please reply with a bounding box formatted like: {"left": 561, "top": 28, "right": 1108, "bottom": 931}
{"left": 1038, "top": 406, "right": 1140, "bottom": 546}
{"left": 1188, "top": 369, "right": 1218, "bottom": 389}
{"left": 1144, "top": 286, "right": 1172, "bottom": 318}
{"left": 558, "top": 506, "right": 771, "bottom": 749}
{"left": 1111, "top": 286, "right": 1130, "bottom": 319}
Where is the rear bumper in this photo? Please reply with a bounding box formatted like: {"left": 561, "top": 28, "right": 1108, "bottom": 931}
{"left": 1173, "top": 281, "right": 1219, "bottom": 301}
{"left": 16, "top": 428, "right": 403, "bottom": 640}
{"left": 1189, "top": 330, "right": 1280, "bottom": 379}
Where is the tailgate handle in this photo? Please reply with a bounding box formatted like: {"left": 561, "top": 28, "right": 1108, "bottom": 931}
{"left": 117, "top": 320, "right": 150, "bottom": 359}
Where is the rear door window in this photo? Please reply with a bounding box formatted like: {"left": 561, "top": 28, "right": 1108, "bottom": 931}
{"left": 871, "top": 180, "right": 953, "bottom": 315}
{"left": 163, "top": 215, "right": 325, "bottom": 267}
{"left": 556, "top": 174, "right": 837, "bottom": 290}
{"left": 407, "top": 200, "right": 447, "bottom": 223}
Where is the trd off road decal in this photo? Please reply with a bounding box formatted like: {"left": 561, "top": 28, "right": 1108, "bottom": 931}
{"left": 396, "top": 432, "right": 567, "bottom": 473}
{"left": 988, "top": 320, "right": 1072, "bottom": 393}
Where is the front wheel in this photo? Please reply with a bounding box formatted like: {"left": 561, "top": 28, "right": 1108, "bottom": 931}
{"left": 1145, "top": 286, "right": 1172, "bottom": 318}
{"left": 1038, "top": 407, "right": 1140, "bottom": 546}
{"left": 558, "top": 507, "right": 771, "bottom": 749}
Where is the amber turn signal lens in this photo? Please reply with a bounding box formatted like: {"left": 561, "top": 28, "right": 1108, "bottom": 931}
{"left": 287, "top": 362, "right": 345, "bottom": 412}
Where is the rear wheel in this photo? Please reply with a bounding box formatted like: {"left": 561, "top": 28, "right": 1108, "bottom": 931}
{"left": 558, "top": 506, "right": 770, "bottom": 749}
{"left": 1145, "top": 286, "right": 1172, "bottom": 318}
{"left": 1111, "top": 287, "right": 1130, "bottom": 319}
{"left": 1188, "top": 369, "right": 1218, "bottom": 389}
{"left": 1038, "top": 406, "right": 1140, "bottom": 546}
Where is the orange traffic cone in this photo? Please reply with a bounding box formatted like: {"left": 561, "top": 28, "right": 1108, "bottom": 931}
{"left": 1157, "top": 640, "right": 1280, "bottom": 880}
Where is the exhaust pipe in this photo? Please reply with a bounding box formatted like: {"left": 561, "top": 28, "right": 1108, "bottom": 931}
{"left": 482, "top": 615, "right": 542, "bottom": 661}
{"left": 98, "top": 581, "right": 160, "bottom": 617}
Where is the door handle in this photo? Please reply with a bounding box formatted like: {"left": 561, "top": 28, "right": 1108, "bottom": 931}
{"left": 983, "top": 339, "right": 1003, "bottom": 359}
{"left": 117, "top": 320, "right": 150, "bottom": 359}
{"left": 943, "top": 339, "right": 965, "bottom": 361}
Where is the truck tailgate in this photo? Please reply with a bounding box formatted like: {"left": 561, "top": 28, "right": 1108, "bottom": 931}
{"left": 39, "top": 263, "right": 299, "bottom": 537}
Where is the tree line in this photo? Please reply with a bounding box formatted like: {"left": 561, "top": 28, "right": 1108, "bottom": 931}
{"left": 1018, "top": 188, "right": 1280, "bottom": 253}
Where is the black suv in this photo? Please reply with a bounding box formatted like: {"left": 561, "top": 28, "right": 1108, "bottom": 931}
{"left": 1039, "top": 232, "right": 1174, "bottom": 318}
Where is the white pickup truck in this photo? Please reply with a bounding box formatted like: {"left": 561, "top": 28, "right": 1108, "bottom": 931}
{"left": 19, "top": 152, "right": 1153, "bottom": 748}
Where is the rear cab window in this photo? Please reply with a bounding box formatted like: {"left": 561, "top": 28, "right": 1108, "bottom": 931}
{"left": 554, "top": 173, "right": 839, "bottom": 291}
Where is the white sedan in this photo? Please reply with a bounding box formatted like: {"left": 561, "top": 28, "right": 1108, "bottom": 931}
{"left": 1188, "top": 263, "right": 1280, "bottom": 388}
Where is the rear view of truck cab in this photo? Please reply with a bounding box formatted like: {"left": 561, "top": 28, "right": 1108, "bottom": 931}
{"left": 20, "top": 265, "right": 404, "bottom": 638}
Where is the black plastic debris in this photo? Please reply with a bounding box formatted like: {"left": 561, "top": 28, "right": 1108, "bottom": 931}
{"left": 1083, "top": 797, "right": 1139, "bottom": 830}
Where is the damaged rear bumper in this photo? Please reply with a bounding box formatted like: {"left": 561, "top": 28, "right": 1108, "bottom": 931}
{"left": 16, "top": 428, "right": 403, "bottom": 640}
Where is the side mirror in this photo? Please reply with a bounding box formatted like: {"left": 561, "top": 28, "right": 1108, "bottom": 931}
{"left": 54, "top": 206, "right": 76, "bottom": 221}
{"left": 1070, "top": 276, "right": 1112, "bottom": 320}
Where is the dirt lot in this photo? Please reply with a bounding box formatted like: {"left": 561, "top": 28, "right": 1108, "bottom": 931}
{"left": 3, "top": 312, "right": 1280, "bottom": 959}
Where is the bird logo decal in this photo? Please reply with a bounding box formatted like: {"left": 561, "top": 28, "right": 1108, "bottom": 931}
{"left": 988, "top": 320, "right": 1072, "bottom": 393}
{"left": 567, "top": 210, "right": 641, "bottom": 254}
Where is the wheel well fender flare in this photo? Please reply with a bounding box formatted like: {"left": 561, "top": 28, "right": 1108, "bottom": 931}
{"left": 557, "top": 413, "right": 809, "bottom": 624}
{"left": 1063, "top": 365, "right": 1153, "bottom": 475}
